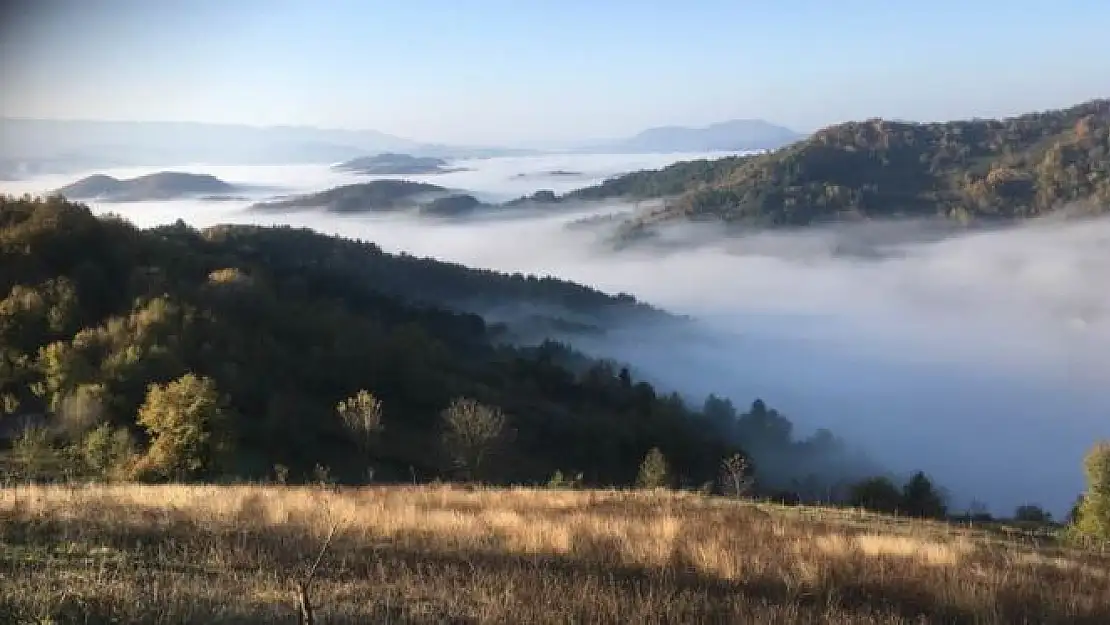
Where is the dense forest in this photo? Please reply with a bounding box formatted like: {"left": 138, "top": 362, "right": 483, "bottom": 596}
{"left": 0, "top": 195, "right": 884, "bottom": 500}
{"left": 570, "top": 99, "right": 1110, "bottom": 230}
{"left": 567, "top": 154, "right": 756, "bottom": 201}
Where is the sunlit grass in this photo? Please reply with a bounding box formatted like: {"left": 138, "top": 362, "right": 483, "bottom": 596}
{"left": 2, "top": 483, "right": 1108, "bottom": 623}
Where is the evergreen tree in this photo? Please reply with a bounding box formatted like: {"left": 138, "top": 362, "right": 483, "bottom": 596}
{"left": 901, "top": 472, "right": 947, "bottom": 519}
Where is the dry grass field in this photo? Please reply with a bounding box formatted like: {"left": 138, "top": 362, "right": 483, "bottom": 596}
{"left": 1, "top": 484, "right": 1108, "bottom": 624}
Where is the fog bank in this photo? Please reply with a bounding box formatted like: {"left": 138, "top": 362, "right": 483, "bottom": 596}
{"left": 4, "top": 157, "right": 1108, "bottom": 516}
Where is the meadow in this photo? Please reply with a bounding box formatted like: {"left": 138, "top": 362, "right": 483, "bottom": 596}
{"left": 2, "top": 484, "right": 1108, "bottom": 624}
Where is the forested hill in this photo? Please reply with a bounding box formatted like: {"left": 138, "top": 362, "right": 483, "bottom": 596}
{"left": 1, "top": 195, "right": 872, "bottom": 494}
{"left": 572, "top": 99, "right": 1110, "bottom": 228}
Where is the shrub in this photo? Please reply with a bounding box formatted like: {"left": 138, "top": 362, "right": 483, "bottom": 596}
{"left": 547, "top": 470, "right": 584, "bottom": 489}
{"left": 79, "top": 423, "right": 136, "bottom": 481}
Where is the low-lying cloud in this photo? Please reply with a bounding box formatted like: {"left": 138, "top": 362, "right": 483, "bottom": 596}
{"left": 5, "top": 155, "right": 1108, "bottom": 517}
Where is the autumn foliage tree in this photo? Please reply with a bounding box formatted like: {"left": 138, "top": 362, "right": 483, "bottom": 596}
{"left": 135, "top": 373, "right": 232, "bottom": 481}
{"left": 1072, "top": 441, "right": 1110, "bottom": 542}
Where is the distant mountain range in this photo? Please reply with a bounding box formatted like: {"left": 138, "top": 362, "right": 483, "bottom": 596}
{"left": 0, "top": 116, "right": 800, "bottom": 179}
{"left": 581, "top": 119, "right": 802, "bottom": 154}
{"left": 0, "top": 118, "right": 531, "bottom": 178}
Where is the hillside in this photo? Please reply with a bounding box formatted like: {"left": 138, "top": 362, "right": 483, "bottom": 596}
{"left": 251, "top": 180, "right": 452, "bottom": 213}
{"left": 419, "top": 193, "right": 484, "bottom": 216}
{"left": 2, "top": 195, "right": 771, "bottom": 488}
{"left": 56, "top": 171, "right": 237, "bottom": 202}
{"left": 332, "top": 152, "right": 462, "bottom": 175}
{"left": 4, "top": 484, "right": 1107, "bottom": 624}
{"left": 570, "top": 99, "right": 1110, "bottom": 230}
{"left": 588, "top": 119, "right": 800, "bottom": 153}
{"left": 567, "top": 154, "right": 757, "bottom": 201}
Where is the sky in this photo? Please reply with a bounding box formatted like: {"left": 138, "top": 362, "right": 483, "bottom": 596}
{"left": 1, "top": 0, "right": 1109, "bottom": 145}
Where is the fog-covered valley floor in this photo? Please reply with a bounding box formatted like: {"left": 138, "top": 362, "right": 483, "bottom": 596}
{"left": 5, "top": 153, "right": 1109, "bottom": 517}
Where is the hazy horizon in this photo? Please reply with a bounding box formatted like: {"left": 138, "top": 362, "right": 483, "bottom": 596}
{"left": 4, "top": 156, "right": 1108, "bottom": 517}
{"left": 3, "top": 1, "right": 1108, "bottom": 145}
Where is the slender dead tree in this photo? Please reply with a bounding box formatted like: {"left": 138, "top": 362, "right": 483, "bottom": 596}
{"left": 296, "top": 522, "right": 340, "bottom": 625}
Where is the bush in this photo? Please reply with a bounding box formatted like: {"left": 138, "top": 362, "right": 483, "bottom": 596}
{"left": 547, "top": 470, "right": 584, "bottom": 489}
{"left": 8, "top": 426, "right": 63, "bottom": 481}
{"left": 79, "top": 423, "right": 136, "bottom": 481}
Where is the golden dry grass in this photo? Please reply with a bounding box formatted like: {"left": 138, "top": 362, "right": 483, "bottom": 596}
{"left": 1, "top": 484, "right": 1108, "bottom": 624}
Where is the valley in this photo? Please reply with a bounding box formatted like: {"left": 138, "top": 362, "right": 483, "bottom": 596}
{"left": 5, "top": 3, "right": 1110, "bottom": 623}
{"left": 4, "top": 124, "right": 1110, "bottom": 516}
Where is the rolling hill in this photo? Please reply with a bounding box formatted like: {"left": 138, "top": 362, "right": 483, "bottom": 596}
{"left": 251, "top": 180, "right": 452, "bottom": 213}
{"left": 1, "top": 196, "right": 757, "bottom": 487}
{"left": 56, "top": 171, "right": 239, "bottom": 202}
{"left": 252, "top": 180, "right": 560, "bottom": 218}
{"left": 568, "top": 99, "right": 1110, "bottom": 233}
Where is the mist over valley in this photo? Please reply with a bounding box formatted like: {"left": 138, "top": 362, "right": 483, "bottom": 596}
{"left": 6, "top": 150, "right": 1107, "bottom": 516}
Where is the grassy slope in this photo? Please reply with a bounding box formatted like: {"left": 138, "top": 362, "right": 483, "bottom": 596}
{"left": 2, "top": 484, "right": 1108, "bottom": 624}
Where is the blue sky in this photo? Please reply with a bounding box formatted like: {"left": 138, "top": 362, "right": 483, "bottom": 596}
{"left": 2, "top": 0, "right": 1108, "bottom": 145}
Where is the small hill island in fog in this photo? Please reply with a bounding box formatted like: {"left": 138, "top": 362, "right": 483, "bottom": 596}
{"left": 332, "top": 152, "right": 463, "bottom": 175}
{"left": 56, "top": 172, "right": 239, "bottom": 202}
{"left": 251, "top": 179, "right": 486, "bottom": 217}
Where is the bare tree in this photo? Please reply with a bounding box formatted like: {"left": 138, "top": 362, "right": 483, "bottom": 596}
{"left": 295, "top": 522, "right": 340, "bottom": 625}
{"left": 336, "top": 390, "right": 383, "bottom": 451}
{"left": 440, "top": 397, "right": 507, "bottom": 480}
{"left": 719, "top": 452, "right": 753, "bottom": 498}
{"left": 636, "top": 447, "right": 670, "bottom": 489}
